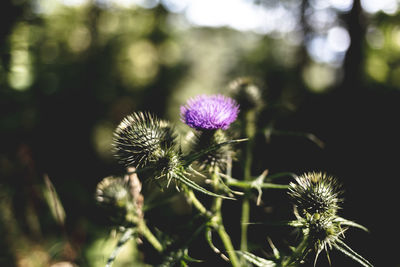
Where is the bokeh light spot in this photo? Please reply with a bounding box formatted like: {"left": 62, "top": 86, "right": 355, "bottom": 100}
{"left": 327, "top": 26, "right": 350, "bottom": 52}
{"left": 68, "top": 26, "right": 91, "bottom": 53}
{"left": 366, "top": 55, "right": 389, "bottom": 82}
{"left": 303, "top": 63, "right": 337, "bottom": 92}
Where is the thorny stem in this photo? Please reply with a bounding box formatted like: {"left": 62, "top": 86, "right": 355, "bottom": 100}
{"left": 241, "top": 109, "right": 256, "bottom": 252}
{"left": 210, "top": 170, "right": 240, "bottom": 267}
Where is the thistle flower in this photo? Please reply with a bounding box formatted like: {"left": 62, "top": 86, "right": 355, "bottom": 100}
{"left": 180, "top": 94, "right": 239, "bottom": 130}
{"left": 288, "top": 172, "right": 342, "bottom": 217}
{"left": 112, "top": 112, "right": 176, "bottom": 168}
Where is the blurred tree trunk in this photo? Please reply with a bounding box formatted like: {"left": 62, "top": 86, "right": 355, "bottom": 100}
{"left": 341, "top": 0, "right": 366, "bottom": 92}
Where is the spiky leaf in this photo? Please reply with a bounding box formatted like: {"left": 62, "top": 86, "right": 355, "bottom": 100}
{"left": 236, "top": 251, "right": 276, "bottom": 267}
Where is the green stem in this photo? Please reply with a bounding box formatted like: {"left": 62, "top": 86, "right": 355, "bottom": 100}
{"left": 210, "top": 171, "right": 240, "bottom": 267}
{"left": 137, "top": 220, "right": 163, "bottom": 252}
{"left": 211, "top": 172, "right": 223, "bottom": 212}
{"left": 240, "top": 198, "right": 250, "bottom": 252}
{"left": 227, "top": 180, "right": 288, "bottom": 189}
{"left": 184, "top": 187, "right": 211, "bottom": 217}
{"left": 106, "top": 228, "right": 134, "bottom": 267}
{"left": 240, "top": 109, "right": 256, "bottom": 252}
{"left": 215, "top": 220, "right": 240, "bottom": 267}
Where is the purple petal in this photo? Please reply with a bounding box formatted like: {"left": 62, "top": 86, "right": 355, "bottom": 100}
{"left": 180, "top": 94, "right": 239, "bottom": 130}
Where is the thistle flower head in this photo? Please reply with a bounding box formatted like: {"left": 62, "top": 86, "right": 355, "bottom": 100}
{"left": 180, "top": 94, "right": 239, "bottom": 130}
{"left": 112, "top": 112, "right": 176, "bottom": 168}
{"left": 288, "top": 172, "right": 342, "bottom": 217}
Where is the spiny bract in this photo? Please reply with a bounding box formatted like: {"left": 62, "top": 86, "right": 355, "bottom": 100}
{"left": 112, "top": 112, "right": 176, "bottom": 168}
{"left": 288, "top": 172, "right": 342, "bottom": 217}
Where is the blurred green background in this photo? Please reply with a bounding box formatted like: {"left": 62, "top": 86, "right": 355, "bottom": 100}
{"left": 1, "top": 0, "right": 399, "bottom": 266}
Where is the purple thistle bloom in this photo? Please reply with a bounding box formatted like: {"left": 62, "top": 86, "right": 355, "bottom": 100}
{"left": 180, "top": 94, "right": 239, "bottom": 130}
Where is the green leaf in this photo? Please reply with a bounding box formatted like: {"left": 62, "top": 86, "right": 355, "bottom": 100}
{"left": 335, "top": 217, "right": 369, "bottom": 232}
{"left": 176, "top": 172, "right": 235, "bottom": 200}
{"left": 267, "top": 237, "right": 280, "bottom": 260}
{"left": 42, "top": 174, "right": 66, "bottom": 226}
{"left": 333, "top": 239, "right": 373, "bottom": 267}
{"left": 236, "top": 251, "right": 276, "bottom": 267}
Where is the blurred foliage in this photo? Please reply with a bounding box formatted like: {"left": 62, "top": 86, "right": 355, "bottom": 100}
{"left": 1, "top": 0, "right": 399, "bottom": 266}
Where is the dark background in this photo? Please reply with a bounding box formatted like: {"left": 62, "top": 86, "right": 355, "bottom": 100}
{"left": 1, "top": 0, "right": 399, "bottom": 266}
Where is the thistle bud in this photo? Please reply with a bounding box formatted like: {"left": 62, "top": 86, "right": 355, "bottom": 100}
{"left": 112, "top": 112, "right": 177, "bottom": 168}
{"left": 95, "top": 176, "right": 131, "bottom": 224}
{"left": 189, "top": 129, "right": 232, "bottom": 172}
{"left": 288, "top": 172, "right": 373, "bottom": 267}
{"left": 288, "top": 172, "right": 342, "bottom": 218}
{"left": 228, "top": 77, "right": 264, "bottom": 111}
{"left": 95, "top": 175, "right": 143, "bottom": 225}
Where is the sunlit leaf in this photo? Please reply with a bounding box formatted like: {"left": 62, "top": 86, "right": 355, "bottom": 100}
{"left": 236, "top": 251, "right": 276, "bottom": 267}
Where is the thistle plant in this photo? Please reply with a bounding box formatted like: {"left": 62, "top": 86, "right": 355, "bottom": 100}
{"left": 94, "top": 85, "right": 373, "bottom": 267}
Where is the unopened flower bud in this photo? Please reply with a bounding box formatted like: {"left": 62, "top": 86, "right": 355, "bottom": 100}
{"left": 288, "top": 172, "right": 342, "bottom": 218}
{"left": 228, "top": 77, "right": 264, "bottom": 111}
{"left": 189, "top": 129, "right": 232, "bottom": 172}
{"left": 95, "top": 175, "right": 143, "bottom": 225}
{"left": 112, "top": 112, "right": 176, "bottom": 168}
{"left": 95, "top": 176, "right": 131, "bottom": 224}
